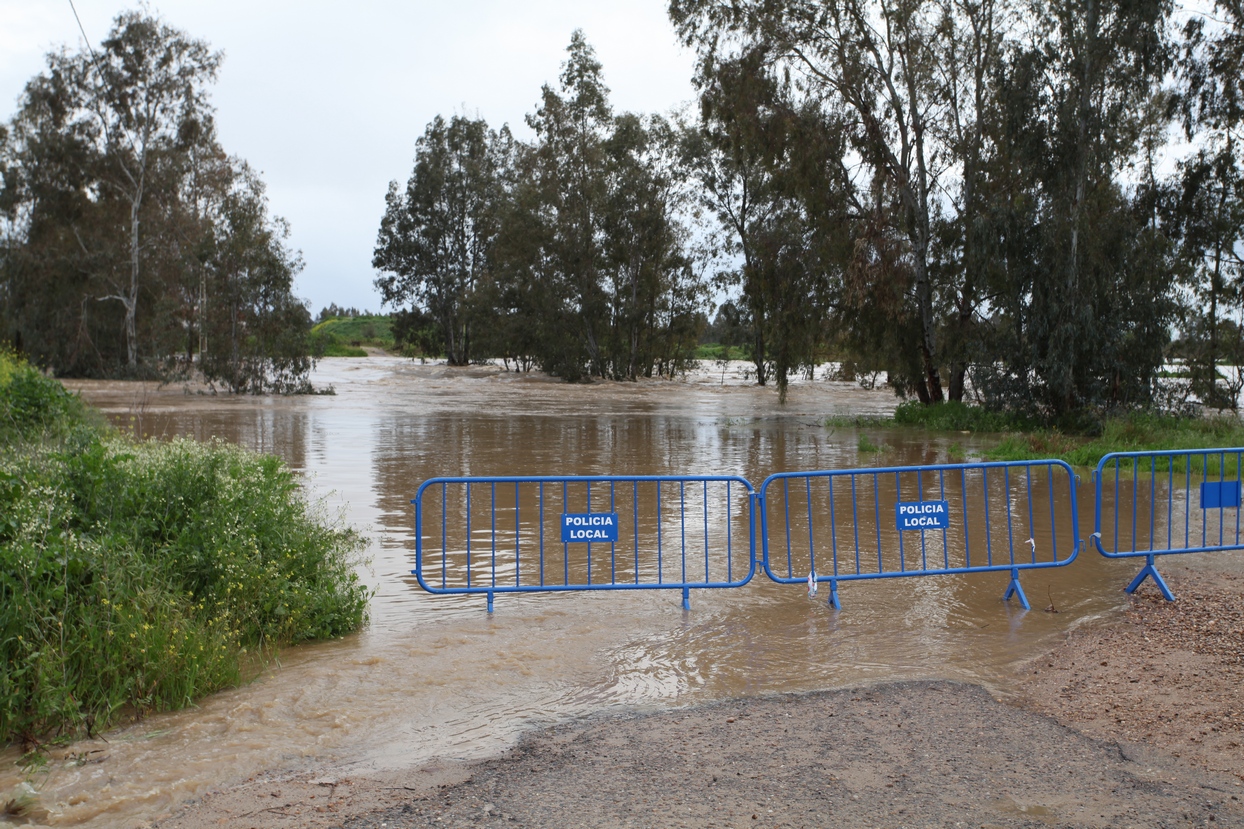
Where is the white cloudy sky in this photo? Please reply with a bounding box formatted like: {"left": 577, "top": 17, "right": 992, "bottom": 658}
{"left": 0, "top": 1, "right": 699, "bottom": 314}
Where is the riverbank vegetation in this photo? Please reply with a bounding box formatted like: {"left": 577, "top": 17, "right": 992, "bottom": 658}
{"left": 0, "top": 12, "right": 316, "bottom": 392}
{"left": 373, "top": 0, "right": 1243, "bottom": 418}
{"left": 0, "top": 353, "right": 368, "bottom": 750}
{"left": 851, "top": 401, "right": 1244, "bottom": 468}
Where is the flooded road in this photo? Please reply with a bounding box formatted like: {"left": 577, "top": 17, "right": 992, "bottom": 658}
{"left": 1, "top": 358, "right": 1140, "bottom": 826}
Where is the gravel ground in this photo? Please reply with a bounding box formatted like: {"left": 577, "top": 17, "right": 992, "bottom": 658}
{"left": 329, "top": 680, "right": 1243, "bottom": 829}
{"left": 1018, "top": 563, "right": 1244, "bottom": 782}
{"left": 159, "top": 559, "right": 1244, "bottom": 829}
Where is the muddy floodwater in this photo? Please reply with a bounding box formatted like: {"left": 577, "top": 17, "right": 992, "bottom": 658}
{"left": 2, "top": 358, "right": 1144, "bottom": 827}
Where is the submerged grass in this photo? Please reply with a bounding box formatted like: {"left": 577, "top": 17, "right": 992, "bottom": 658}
{"left": 0, "top": 352, "right": 369, "bottom": 749}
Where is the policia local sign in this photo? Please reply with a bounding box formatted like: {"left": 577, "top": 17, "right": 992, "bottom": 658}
{"left": 896, "top": 500, "right": 950, "bottom": 531}
{"left": 561, "top": 512, "right": 620, "bottom": 543}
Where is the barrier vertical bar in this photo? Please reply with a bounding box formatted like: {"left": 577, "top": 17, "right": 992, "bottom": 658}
{"left": 441, "top": 482, "right": 447, "bottom": 589}
{"left": 538, "top": 481, "right": 545, "bottom": 587}
{"left": 961, "top": 468, "right": 970, "bottom": 568}
{"left": 850, "top": 476, "right": 860, "bottom": 574}
{"left": 873, "top": 473, "right": 882, "bottom": 572}
{"left": 982, "top": 467, "right": 993, "bottom": 566}
{"left": 633, "top": 480, "right": 639, "bottom": 585}
{"left": 586, "top": 481, "right": 592, "bottom": 586}
{"left": 828, "top": 477, "right": 840, "bottom": 608}
{"left": 806, "top": 476, "right": 816, "bottom": 580}
{"left": 783, "top": 477, "right": 793, "bottom": 578}
{"left": 896, "top": 471, "right": 906, "bottom": 572}
{"left": 514, "top": 482, "right": 520, "bottom": 587}
{"left": 703, "top": 480, "right": 710, "bottom": 583}
{"left": 657, "top": 480, "right": 663, "bottom": 584}
{"left": 490, "top": 481, "right": 497, "bottom": 589}
{"left": 938, "top": 469, "right": 948, "bottom": 569}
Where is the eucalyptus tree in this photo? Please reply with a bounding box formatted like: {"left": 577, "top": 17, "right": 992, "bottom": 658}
{"left": 1174, "top": 0, "right": 1244, "bottom": 408}
{"left": 489, "top": 31, "right": 704, "bottom": 381}
{"left": 373, "top": 115, "right": 506, "bottom": 365}
{"left": 672, "top": 0, "right": 968, "bottom": 402}
{"left": 198, "top": 163, "right": 313, "bottom": 393}
{"left": 0, "top": 10, "right": 315, "bottom": 390}
{"left": 682, "top": 48, "right": 852, "bottom": 399}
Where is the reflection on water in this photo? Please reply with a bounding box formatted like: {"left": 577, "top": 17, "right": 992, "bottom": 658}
{"left": 2, "top": 358, "right": 1140, "bottom": 827}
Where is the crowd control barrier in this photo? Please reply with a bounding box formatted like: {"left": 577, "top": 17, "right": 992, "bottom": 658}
{"left": 758, "top": 460, "right": 1082, "bottom": 610}
{"left": 411, "top": 475, "right": 756, "bottom": 611}
{"left": 1093, "top": 448, "right": 1244, "bottom": 600}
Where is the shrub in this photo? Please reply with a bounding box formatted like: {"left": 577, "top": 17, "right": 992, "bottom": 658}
{"left": 0, "top": 354, "right": 368, "bottom": 748}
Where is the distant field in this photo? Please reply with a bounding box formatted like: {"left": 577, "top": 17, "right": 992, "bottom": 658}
{"left": 311, "top": 315, "right": 393, "bottom": 356}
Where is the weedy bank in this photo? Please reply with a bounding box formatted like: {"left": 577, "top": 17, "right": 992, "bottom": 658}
{"left": 0, "top": 352, "right": 369, "bottom": 752}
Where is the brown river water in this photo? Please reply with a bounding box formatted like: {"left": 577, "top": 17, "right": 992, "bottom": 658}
{"left": 2, "top": 357, "right": 1144, "bottom": 827}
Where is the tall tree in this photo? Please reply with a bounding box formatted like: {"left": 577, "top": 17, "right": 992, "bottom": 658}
{"left": 373, "top": 115, "right": 505, "bottom": 366}
{"left": 0, "top": 10, "right": 314, "bottom": 390}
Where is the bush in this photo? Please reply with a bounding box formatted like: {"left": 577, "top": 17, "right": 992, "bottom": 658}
{"left": 891, "top": 400, "right": 1038, "bottom": 432}
{"left": 0, "top": 354, "right": 368, "bottom": 748}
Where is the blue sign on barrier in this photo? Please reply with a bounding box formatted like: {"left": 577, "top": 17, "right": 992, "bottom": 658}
{"left": 562, "top": 512, "right": 619, "bottom": 542}
{"left": 1200, "top": 481, "right": 1241, "bottom": 510}
{"left": 896, "top": 500, "right": 950, "bottom": 531}
{"left": 1094, "top": 448, "right": 1244, "bottom": 601}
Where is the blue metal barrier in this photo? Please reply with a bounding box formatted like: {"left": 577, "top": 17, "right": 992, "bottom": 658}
{"left": 1093, "top": 448, "right": 1244, "bottom": 601}
{"left": 758, "top": 460, "right": 1081, "bottom": 610}
{"left": 412, "top": 475, "right": 756, "bottom": 611}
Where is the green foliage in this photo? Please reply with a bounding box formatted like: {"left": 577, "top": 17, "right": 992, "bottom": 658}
{"left": 0, "top": 11, "right": 315, "bottom": 390}
{"left": 857, "top": 433, "right": 882, "bottom": 453}
{"left": 310, "top": 315, "right": 395, "bottom": 358}
{"left": 891, "top": 401, "right": 1039, "bottom": 433}
{"left": 986, "top": 413, "right": 1244, "bottom": 468}
{"left": 0, "top": 352, "right": 92, "bottom": 443}
{"left": 0, "top": 356, "right": 368, "bottom": 748}
{"left": 694, "top": 343, "right": 749, "bottom": 361}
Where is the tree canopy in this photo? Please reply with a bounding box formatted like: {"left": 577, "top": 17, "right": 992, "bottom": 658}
{"left": 0, "top": 10, "right": 315, "bottom": 391}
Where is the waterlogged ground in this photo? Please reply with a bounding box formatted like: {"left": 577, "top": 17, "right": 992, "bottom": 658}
{"left": 1, "top": 358, "right": 1162, "bottom": 827}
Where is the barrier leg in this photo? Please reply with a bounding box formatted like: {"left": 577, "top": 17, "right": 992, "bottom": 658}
{"left": 487, "top": 591, "right": 494, "bottom": 614}
{"left": 1126, "top": 554, "right": 1175, "bottom": 601}
{"left": 828, "top": 578, "right": 841, "bottom": 611}
{"left": 1003, "top": 567, "right": 1030, "bottom": 610}
{"left": 682, "top": 586, "right": 691, "bottom": 611}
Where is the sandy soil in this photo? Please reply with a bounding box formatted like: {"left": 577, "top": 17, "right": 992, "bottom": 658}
{"left": 151, "top": 555, "right": 1244, "bottom": 829}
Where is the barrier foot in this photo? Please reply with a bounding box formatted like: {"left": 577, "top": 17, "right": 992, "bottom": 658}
{"left": 1003, "top": 569, "right": 1030, "bottom": 610}
{"left": 487, "top": 591, "right": 494, "bottom": 614}
{"left": 828, "top": 579, "right": 841, "bottom": 611}
{"left": 1126, "top": 556, "right": 1175, "bottom": 601}
{"left": 682, "top": 587, "right": 691, "bottom": 611}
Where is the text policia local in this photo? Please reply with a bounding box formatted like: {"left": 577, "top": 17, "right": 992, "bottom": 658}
{"left": 896, "top": 500, "right": 950, "bottom": 530}
{"left": 561, "top": 512, "right": 620, "bottom": 543}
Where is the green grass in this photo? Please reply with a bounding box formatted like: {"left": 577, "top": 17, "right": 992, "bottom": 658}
{"left": 987, "top": 412, "right": 1244, "bottom": 469}
{"left": 694, "top": 343, "right": 750, "bottom": 361}
{"left": 311, "top": 315, "right": 393, "bottom": 357}
{"left": 320, "top": 342, "right": 369, "bottom": 357}
{"left": 856, "top": 400, "right": 1244, "bottom": 470}
{"left": 0, "top": 351, "right": 369, "bottom": 750}
{"left": 891, "top": 400, "right": 1040, "bottom": 432}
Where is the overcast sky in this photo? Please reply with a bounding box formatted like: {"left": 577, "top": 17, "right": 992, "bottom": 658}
{"left": 0, "top": 1, "right": 699, "bottom": 314}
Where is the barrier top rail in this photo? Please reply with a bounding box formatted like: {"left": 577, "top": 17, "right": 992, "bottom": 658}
{"left": 1093, "top": 447, "right": 1244, "bottom": 600}
{"left": 758, "top": 459, "right": 1081, "bottom": 610}
{"left": 412, "top": 474, "right": 756, "bottom": 611}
